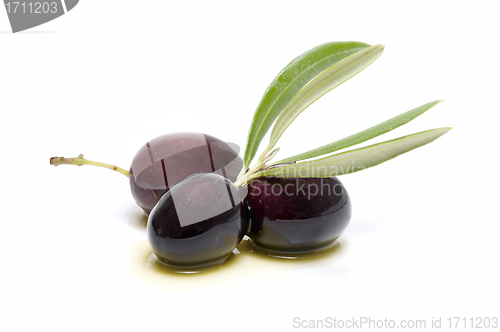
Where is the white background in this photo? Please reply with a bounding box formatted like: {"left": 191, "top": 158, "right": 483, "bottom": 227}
{"left": 1, "top": 1, "right": 499, "bottom": 331}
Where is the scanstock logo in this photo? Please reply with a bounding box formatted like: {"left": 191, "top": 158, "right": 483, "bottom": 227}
{"left": 3, "top": 0, "right": 79, "bottom": 33}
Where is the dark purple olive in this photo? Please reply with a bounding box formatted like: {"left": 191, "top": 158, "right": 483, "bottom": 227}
{"left": 245, "top": 177, "right": 351, "bottom": 254}
{"left": 147, "top": 173, "right": 248, "bottom": 268}
{"left": 130, "top": 132, "right": 242, "bottom": 214}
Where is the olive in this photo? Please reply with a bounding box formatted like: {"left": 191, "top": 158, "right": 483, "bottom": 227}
{"left": 245, "top": 177, "right": 351, "bottom": 254}
{"left": 147, "top": 173, "right": 248, "bottom": 268}
{"left": 129, "top": 132, "right": 242, "bottom": 214}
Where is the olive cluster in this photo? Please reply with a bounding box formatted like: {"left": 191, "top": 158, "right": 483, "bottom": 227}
{"left": 139, "top": 133, "right": 351, "bottom": 269}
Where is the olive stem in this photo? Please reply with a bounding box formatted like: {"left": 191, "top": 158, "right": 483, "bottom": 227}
{"left": 49, "top": 154, "right": 130, "bottom": 178}
{"left": 233, "top": 176, "right": 249, "bottom": 187}
{"left": 256, "top": 146, "right": 271, "bottom": 166}
{"left": 234, "top": 147, "right": 281, "bottom": 187}
{"left": 235, "top": 159, "right": 265, "bottom": 187}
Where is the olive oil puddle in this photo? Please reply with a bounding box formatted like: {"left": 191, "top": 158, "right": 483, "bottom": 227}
{"left": 130, "top": 238, "right": 348, "bottom": 288}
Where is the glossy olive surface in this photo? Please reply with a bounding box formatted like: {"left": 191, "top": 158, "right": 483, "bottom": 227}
{"left": 246, "top": 177, "right": 351, "bottom": 254}
{"left": 129, "top": 132, "right": 242, "bottom": 214}
{"left": 147, "top": 173, "right": 247, "bottom": 268}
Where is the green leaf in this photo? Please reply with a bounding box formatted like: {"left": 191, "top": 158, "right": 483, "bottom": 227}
{"left": 251, "top": 127, "right": 451, "bottom": 179}
{"left": 242, "top": 41, "right": 373, "bottom": 170}
{"left": 274, "top": 100, "right": 443, "bottom": 164}
{"left": 264, "top": 44, "right": 385, "bottom": 155}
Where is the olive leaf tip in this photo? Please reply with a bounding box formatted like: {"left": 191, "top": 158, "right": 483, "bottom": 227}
{"left": 372, "top": 44, "right": 385, "bottom": 52}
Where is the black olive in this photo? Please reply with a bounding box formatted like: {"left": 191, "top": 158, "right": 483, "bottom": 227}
{"left": 245, "top": 177, "right": 351, "bottom": 254}
{"left": 147, "top": 173, "right": 248, "bottom": 268}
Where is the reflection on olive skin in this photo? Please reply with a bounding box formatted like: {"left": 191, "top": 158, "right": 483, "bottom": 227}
{"left": 146, "top": 251, "right": 240, "bottom": 275}
{"left": 245, "top": 237, "right": 344, "bottom": 260}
